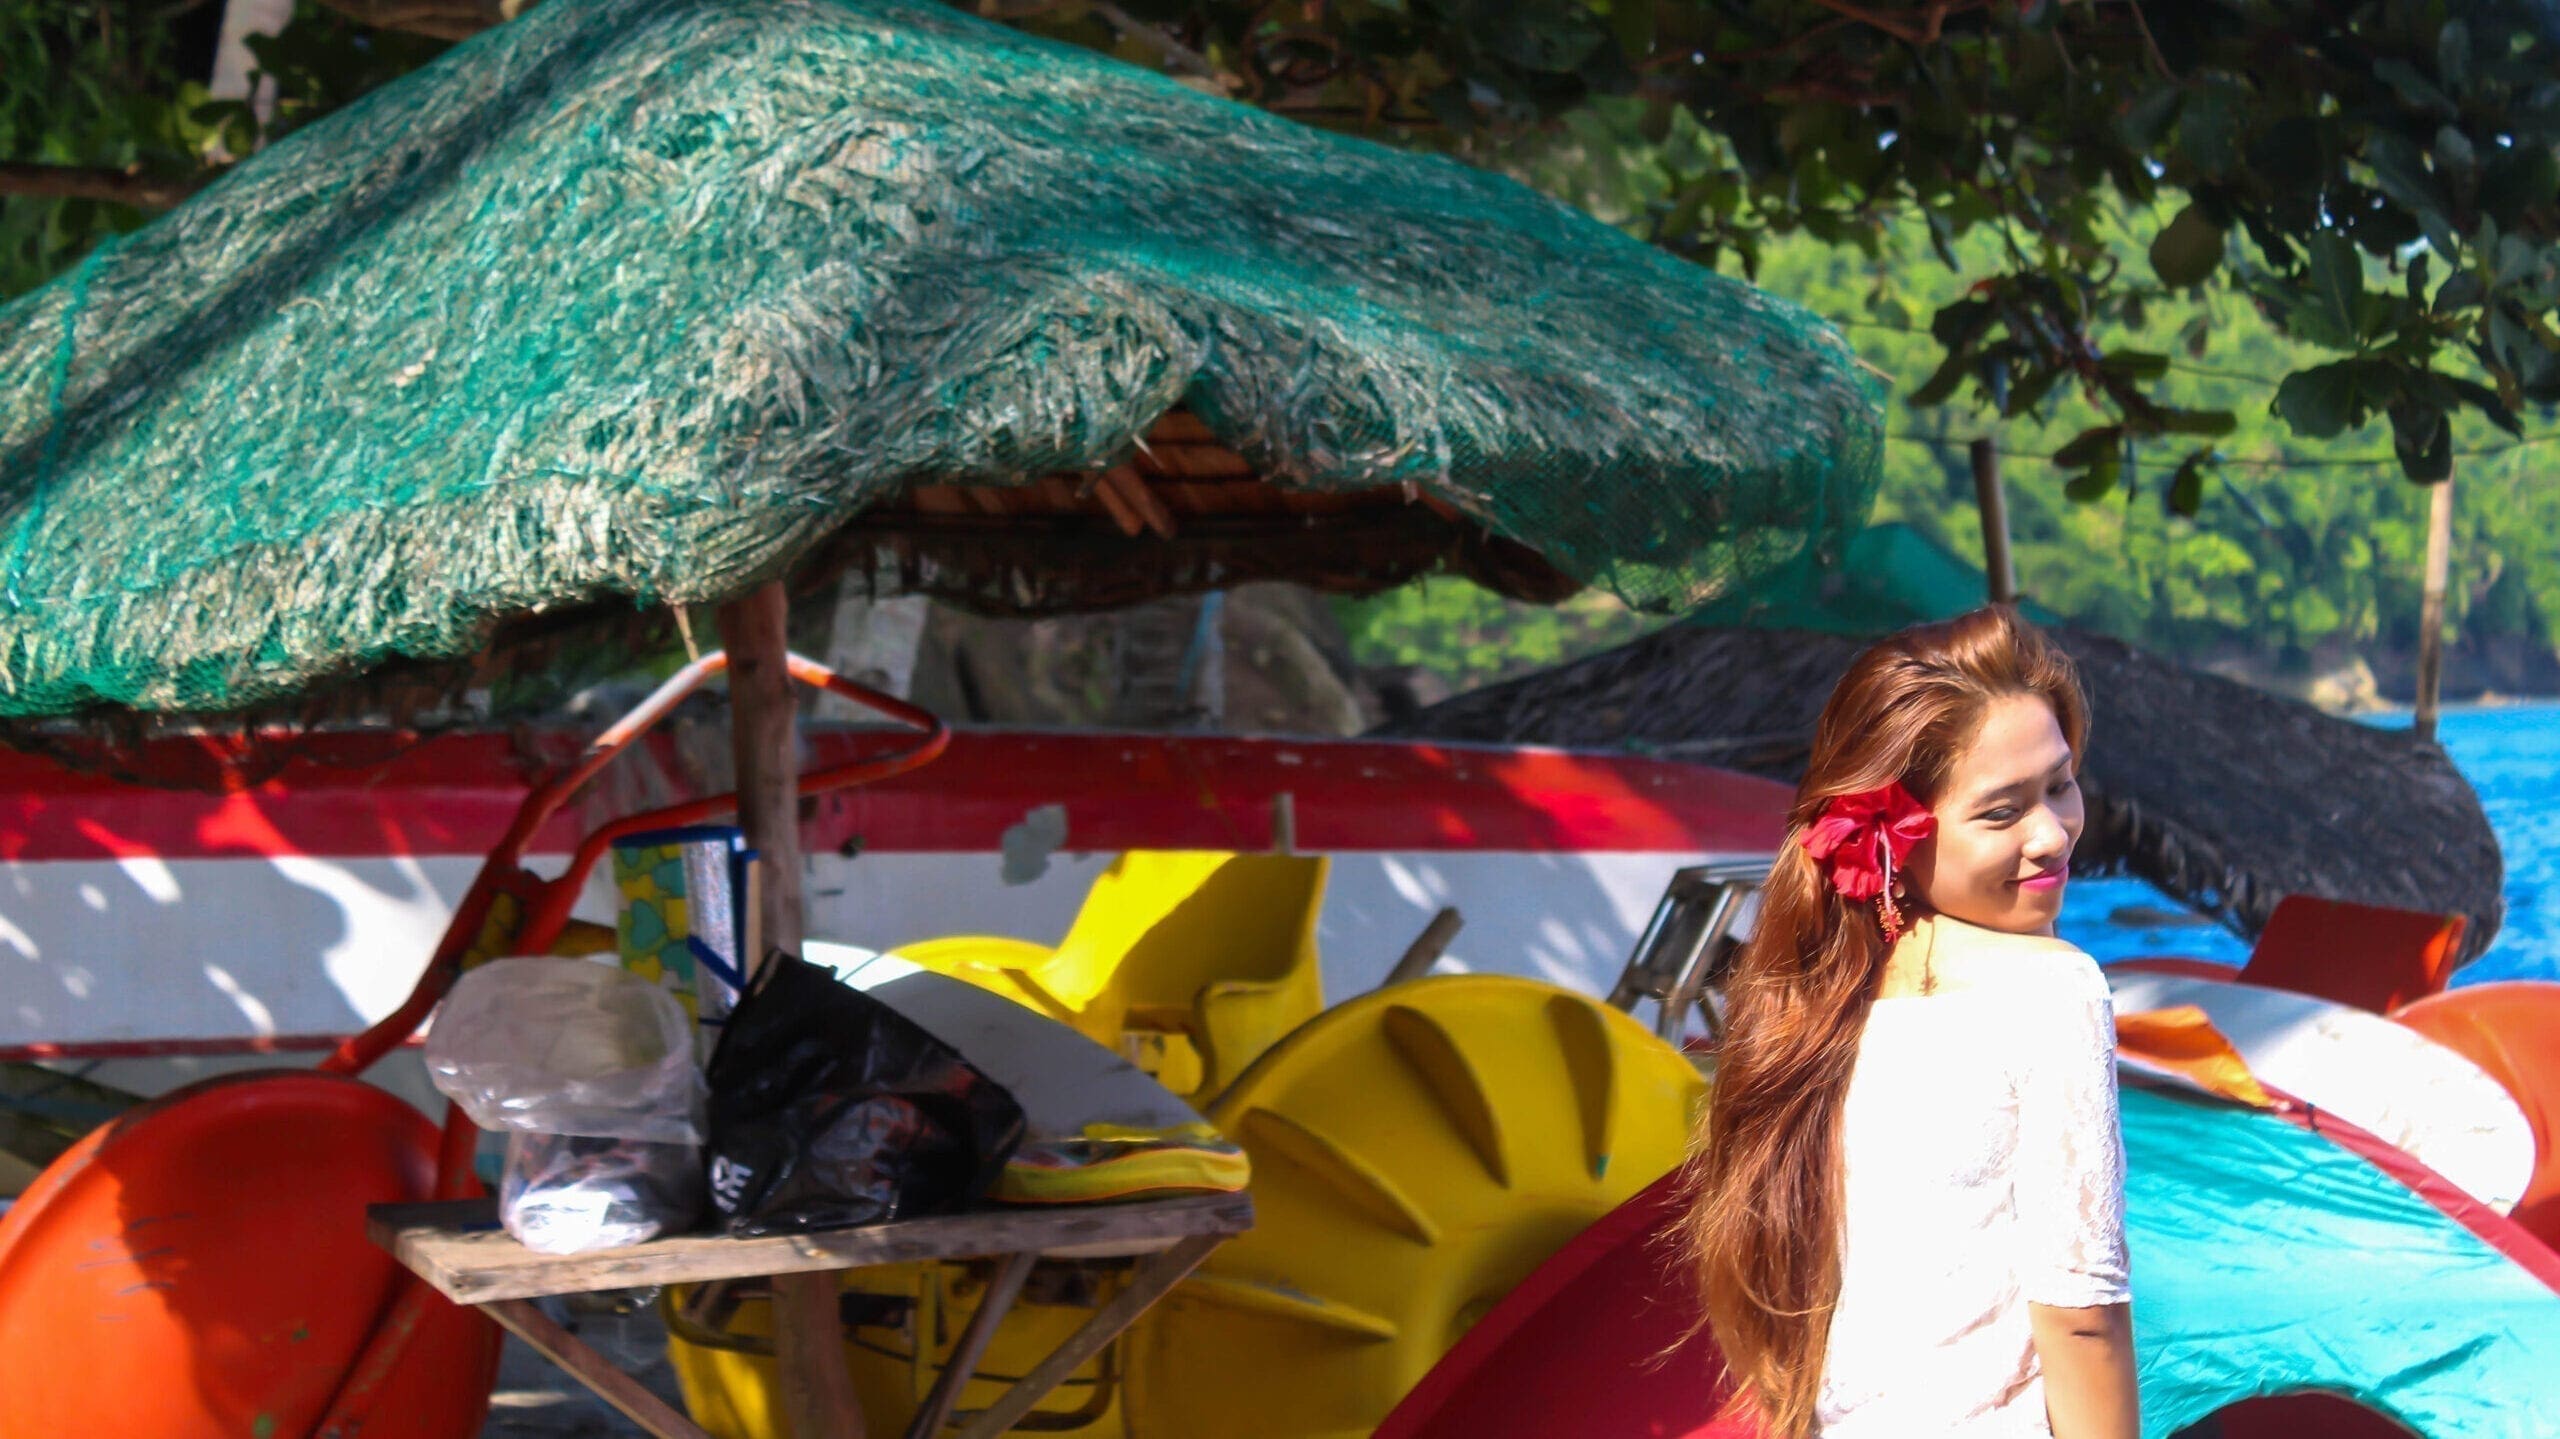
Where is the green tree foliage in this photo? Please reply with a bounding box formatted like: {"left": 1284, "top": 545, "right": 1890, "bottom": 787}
{"left": 1753, "top": 216, "right": 2560, "bottom": 666}
{"left": 0, "top": 0, "right": 240, "bottom": 295}
{"left": 1332, "top": 583, "right": 1666, "bottom": 692}
{"left": 16, "top": 0, "right": 2560, "bottom": 491}
{"left": 1009, "top": 0, "right": 2560, "bottom": 494}
{"left": 1338, "top": 214, "right": 2559, "bottom": 689}
{"left": 1, "top": 0, "right": 440, "bottom": 295}
{"left": 9, "top": 0, "right": 2556, "bottom": 689}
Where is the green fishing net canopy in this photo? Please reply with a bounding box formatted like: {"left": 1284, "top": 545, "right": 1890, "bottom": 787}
{"left": 0, "top": 0, "right": 1882, "bottom": 719}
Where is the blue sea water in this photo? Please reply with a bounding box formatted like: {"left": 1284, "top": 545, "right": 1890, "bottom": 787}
{"left": 2059, "top": 700, "right": 2559, "bottom": 986}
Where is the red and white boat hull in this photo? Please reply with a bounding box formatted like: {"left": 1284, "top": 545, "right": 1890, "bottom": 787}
{"left": 0, "top": 730, "right": 1791, "bottom": 1062}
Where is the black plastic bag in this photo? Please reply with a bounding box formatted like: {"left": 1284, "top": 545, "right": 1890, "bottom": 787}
{"left": 705, "top": 952, "right": 1025, "bottom": 1237}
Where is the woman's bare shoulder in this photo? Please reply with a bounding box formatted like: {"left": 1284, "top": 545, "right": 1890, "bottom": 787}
{"left": 1918, "top": 917, "right": 2107, "bottom": 1000}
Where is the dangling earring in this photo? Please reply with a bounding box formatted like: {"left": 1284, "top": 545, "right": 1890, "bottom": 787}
{"left": 1876, "top": 833, "right": 1907, "bottom": 944}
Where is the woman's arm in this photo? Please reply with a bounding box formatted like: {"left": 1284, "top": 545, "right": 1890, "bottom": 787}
{"left": 2030, "top": 1300, "right": 2138, "bottom": 1439}
{"left": 2015, "top": 956, "right": 2138, "bottom": 1439}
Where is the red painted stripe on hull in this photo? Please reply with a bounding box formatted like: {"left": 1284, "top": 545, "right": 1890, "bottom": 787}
{"left": 1, "top": 731, "right": 1791, "bottom": 861}
{"left": 2265, "top": 1085, "right": 2560, "bottom": 1296}
{"left": 0, "top": 1034, "right": 424, "bottom": 1063}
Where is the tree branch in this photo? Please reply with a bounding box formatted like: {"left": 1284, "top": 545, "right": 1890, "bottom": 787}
{"left": 0, "top": 161, "right": 212, "bottom": 209}
{"left": 1800, "top": 0, "right": 1995, "bottom": 47}
{"left": 311, "top": 0, "right": 521, "bottom": 39}
{"left": 1089, "top": 0, "right": 1222, "bottom": 81}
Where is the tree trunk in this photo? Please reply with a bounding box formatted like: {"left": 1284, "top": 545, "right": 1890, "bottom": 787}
{"left": 1970, "top": 438, "right": 2016, "bottom": 606}
{"left": 715, "top": 582, "right": 862, "bottom": 1439}
{"left": 212, "top": 0, "right": 296, "bottom": 121}
{"left": 2414, "top": 476, "right": 2454, "bottom": 744}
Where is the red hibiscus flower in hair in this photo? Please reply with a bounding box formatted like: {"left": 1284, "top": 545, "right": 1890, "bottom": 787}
{"left": 1799, "top": 782, "right": 1936, "bottom": 901}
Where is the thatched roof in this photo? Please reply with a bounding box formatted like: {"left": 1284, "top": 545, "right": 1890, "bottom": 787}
{"left": 1381, "top": 624, "right": 2505, "bottom": 961}
{"left": 0, "top": 0, "right": 1881, "bottom": 722}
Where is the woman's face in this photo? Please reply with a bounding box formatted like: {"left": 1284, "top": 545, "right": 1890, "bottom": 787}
{"left": 1907, "top": 692, "right": 2084, "bottom": 936}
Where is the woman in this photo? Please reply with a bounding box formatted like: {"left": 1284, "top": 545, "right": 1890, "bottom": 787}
{"left": 1682, "top": 606, "right": 2139, "bottom": 1439}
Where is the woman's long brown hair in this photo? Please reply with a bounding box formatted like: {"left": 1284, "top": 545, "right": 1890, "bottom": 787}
{"left": 1677, "top": 605, "right": 2089, "bottom": 1437}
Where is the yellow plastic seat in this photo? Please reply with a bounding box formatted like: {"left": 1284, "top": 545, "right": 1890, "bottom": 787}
{"left": 887, "top": 934, "right": 1091, "bottom": 1036}
{"left": 1123, "top": 975, "right": 1708, "bottom": 1439}
{"left": 894, "top": 852, "right": 1329, "bottom": 1105}
{"left": 671, "top": 853, "right": 1326, "bottom": 1436}
{"left": 1067, "top": 851, "right": 1328, "bottom": 1103}
{"left": 666, "top": 1265, "right": 1135, "bottom": 1439}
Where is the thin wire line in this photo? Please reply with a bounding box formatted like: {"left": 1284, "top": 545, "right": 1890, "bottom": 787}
{"left": 1837, "top": 316, "right": 2298, "bottom": 388}
{"left": 1884, "top": 427, "right": 2560, "bottom": 468}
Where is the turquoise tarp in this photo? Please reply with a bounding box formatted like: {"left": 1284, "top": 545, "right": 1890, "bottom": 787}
{"left": 1685, "top": 522, "right": 2062, "bottom": 636}
{"left": 2122, "top": 1084, "right": 2560, "bottom": 1437}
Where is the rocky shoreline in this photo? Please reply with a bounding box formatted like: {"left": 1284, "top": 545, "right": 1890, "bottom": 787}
{"left": 2197, "top": 637, "right": 2560, "bottom": 716}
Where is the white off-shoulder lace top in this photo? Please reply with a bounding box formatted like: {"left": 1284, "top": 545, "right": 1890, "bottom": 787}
{"left": 1816, "top": 913, "right": 2132, "bottom": 1438}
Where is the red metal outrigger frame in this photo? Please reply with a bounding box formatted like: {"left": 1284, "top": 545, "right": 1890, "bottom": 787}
{"left": 307, "top": 649, "right": 947, "bottom": 1435}
{"left": 321, "top": 648, "right": 948, "bottom": 1191}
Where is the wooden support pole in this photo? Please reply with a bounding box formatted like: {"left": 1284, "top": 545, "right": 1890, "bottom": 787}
{"left": 1970, "top": 438, "right": 2017, "bottom": 606}
{"left": 1382, "top": 907, "right": 1466, "bottom": 988}
{"left": 482, "top": 1299, "right": 719, "bottom": 1439}
{"left": 903, "top": 1251, "right": 1039, "bottom": 1439}
{"left": 949, "top": 1234, "right": 1226, "bottom": 1439}
{"left": 2415, "top": 475, "right": 2455, "bottom": 744}
{"left": 715, "top": 581, "right": 858, "bottom": 1439}
{"left": 717, "top": 583, "right": 805, "bottom": 959}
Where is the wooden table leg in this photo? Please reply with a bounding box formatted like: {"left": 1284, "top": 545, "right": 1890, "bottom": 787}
{"left": 903, "top": 1251, "right": 1038, "bottom": 1439}
{"left": 483, "top": 1298, "right": 718, "bottom": 1439}
{"left": 722, "top": 581, "right": 866, "bottom": 1439}
{"left": 774, "top": 1270, "right": 866, "bottom": 1438}
{"left": 947, "top": 1234, "right": 1224, "bottom": 1439}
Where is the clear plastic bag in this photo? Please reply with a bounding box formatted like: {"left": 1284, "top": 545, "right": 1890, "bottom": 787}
{"left": 499, "top": 1131, "right": 704, "bottom": 1254}
{"left": 425, "top": 957, "right": 709, "bottom": 1253}
{"left": 425, "top": 957, "right": 705, "bottom": 1144}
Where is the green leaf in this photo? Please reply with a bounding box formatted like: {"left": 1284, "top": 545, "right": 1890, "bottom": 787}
{"left": 2153, "top": 407, "right": 2239, "bottom": 437}
{"left": 2149, "top": 204, "right": 2226, "bottom": 288}
{"left": 2445, "top": 375, "right": 2523, "bottom": 435}
{"left": 1423, "top": 81, "right": 1477, "bottom": 134}
{"left": 2005, "top": 364, "right": 2065, "bottom": 418}
{"left": 1929, "top": 296, "right": 1994, "bottom": 348}
{"left": 2177, "top": 85, "right": 2240, "bottom": 176}
{"left": 2373, "top": 59, "right": 2459, "bottom": 119}
{"left": 2418, "top": 207, "right": 2463, "bottom": 261}
{"left": 2116, "top": 84, "right": 2183, "bottom": 150}
{"left": 1608, "top": 0, "right": 1655, "bottom": 62}
{"left": 2165, "top": 453, "right": 2209, "bottom": 517}
{"left": 1908, "top": 349, "right": 1972, "bottom": 407}
{"left": 2435, "top": 268, "right": 2487, "bottom": 312}
{"left": 2284, "top": 303, "right": 2359, "bottom": 351}
{"left": 2354, "top": 289, "right": 2406, "bottom": 343}
{"left": 2480, "top": 146, "right": 2560, "bottom": 228}
{"left": 2495, "top": 233, "right": 2539, "bottom": 286}
{"left": 2099, "top": 349, "right": 2172, "bottom": 380}
{"left": 2433, "top": 125, "right": 2479, "bottom": 202}
{"left": 1482, "top": 8, "right": 1607, "bottom": 71}
{"left": 2274, "top": 363, "right": 2362, "bottom": 438}
{"left": 2488, "top": 304, "right": 2536, "bottom": 374}
{"left": 2388, "top": 400, "right": 2453, "bottom": 482}
{"left": 2053, "top": 425, "right": 2125, "bottom": 468}
{"left": 2300, "top": 231, "right": 2365, "bottom": 348}
{"left": 2438, "top": 21, "right": 2471, "bottom": 98}
{"left": 2065, "top": 455, "right": 2122, "bottom": 502}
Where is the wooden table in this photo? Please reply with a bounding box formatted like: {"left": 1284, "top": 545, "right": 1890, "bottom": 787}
{"left": 371, "top": 1191, "right": 1253, "bottom": 1439}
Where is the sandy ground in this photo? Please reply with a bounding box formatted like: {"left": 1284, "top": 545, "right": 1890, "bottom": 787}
{"left": 484, "top": 1298, "right": 689, "bottom": 1438}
